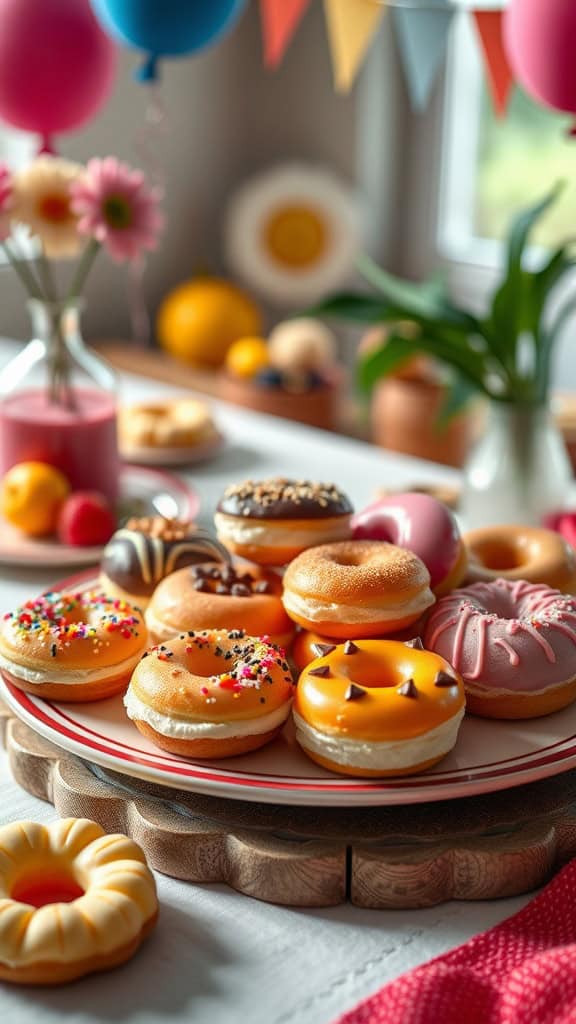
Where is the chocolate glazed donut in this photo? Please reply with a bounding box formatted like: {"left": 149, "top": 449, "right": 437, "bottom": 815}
{"left": 100, "top": 517, "right": 231, "bottom": 608}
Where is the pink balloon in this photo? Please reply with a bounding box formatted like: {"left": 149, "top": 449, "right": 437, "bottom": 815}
{"left": 0, "top": 0, "right": 117, "bottom": 151}
{"left": 505, "top": 0, "right": 576, "bottom": 115}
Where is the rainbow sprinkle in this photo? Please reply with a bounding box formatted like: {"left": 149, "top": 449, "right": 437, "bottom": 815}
{"left": 3, "top": 591, "right": 140, "bottom": 658}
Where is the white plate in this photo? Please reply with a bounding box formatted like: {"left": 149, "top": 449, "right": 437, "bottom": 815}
{"left": 120, "top": 433, "right": 225, "bottom": 467}
{"left": 3, "top": 672, "right": 576, "bottom": 806}
{"left": 0, "top": 466, "right": 199, "bottom": 568}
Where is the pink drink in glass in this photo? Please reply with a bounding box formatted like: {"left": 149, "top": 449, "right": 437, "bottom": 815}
{"left": 0, "top": 388, "right": 120, "bottom": 504}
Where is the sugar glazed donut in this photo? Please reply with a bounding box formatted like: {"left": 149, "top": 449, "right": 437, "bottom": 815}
{"left": 352, "top": 492, "right": 467, "bottom": 595}
{"left": 100, "top": 515, "right": 231, "bottom": 608}
{"left": 282, "top": 540, "right": 435, "bottom": 639}
{"left": 125, "top": 630, "right": 294, "bottom": 757}
{"left": 0, "top": 591, "right": 146, "bottom": 701}
{"left": 0, "top": 818, "right": 157, "bottom": 985}
{"left": 425, "top": 579, "right": 576, "bottom": 719}
{"left": 214, "top": 478, "right": 353, "bottom": 566}
{"left": 294, "top": 639, "right": 465, "bottom": 776}
{"left": 464, "top": 525, "right": 576, "bottom": 593}
{"left": 145, "top": 563, "right": 294, "bottom": 647}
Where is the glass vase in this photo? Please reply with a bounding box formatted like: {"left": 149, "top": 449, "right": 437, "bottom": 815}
{"left": 461, "top": 401, "right": 573, "bottom": 529}
{"left": 0, "top": 299, "right": 121, "bottom": 504}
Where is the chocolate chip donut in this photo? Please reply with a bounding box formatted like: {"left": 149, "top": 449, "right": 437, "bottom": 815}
{"left": 214, "top": 478, "right": 353, "bottom": 566}
{"left": 100, "top": 516, "right": 231, "bottom": 609}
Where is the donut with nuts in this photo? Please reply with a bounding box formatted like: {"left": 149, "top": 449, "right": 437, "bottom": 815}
{"left": 214, "top": 478, "right": 354, "bottom": 566}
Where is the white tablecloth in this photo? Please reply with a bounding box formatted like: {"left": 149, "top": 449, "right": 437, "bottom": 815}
{"left": 0, "top": 369, "right": 532, "bottom": 1024}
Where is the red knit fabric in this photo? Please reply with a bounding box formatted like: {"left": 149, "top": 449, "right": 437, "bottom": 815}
{"left": 337, "top": 861, "right": 576, "bottom": 1024}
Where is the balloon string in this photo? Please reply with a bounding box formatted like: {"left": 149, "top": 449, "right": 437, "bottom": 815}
{"left": 129, "top": 82, "right": 168, "bottom": 346}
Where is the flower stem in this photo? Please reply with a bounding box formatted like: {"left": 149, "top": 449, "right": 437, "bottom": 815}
{"left": 67, "top": 238, "right": 100, "bottom": 301}
{"left": 37, "top": 246, "right": 58, "bottom": 304}
{"left": 1, "top": 240, "right": 43, "bottom": 299}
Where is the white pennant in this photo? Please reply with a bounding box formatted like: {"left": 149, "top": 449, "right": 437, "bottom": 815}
{"left": 393, "top": 5, "right": 455, "bottom": 112}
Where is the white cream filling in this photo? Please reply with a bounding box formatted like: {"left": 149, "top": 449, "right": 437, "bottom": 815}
{"left": 144, "top": 607, "right": 183, "bottom": 642}
{"left": 124, "top": 686, "right": 292, "bottom": 739}
{"left": 214, "top": 512, "right": 351, "bottom": 549}
{"left": 0, "top": 650, "right": 143, "bottom": 686}
{"left": 282, "top": 587, "right": 435, "bottom": 625}
{"left": 293, "top": 709, "right": 464, "bottom": 770}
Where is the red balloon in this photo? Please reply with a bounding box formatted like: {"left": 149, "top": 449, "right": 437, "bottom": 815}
{"left": 505, "top": 0, "right": 576, "bottom": 115}
{"left": 0, "top": 0, "right": 117, "bottom": 151}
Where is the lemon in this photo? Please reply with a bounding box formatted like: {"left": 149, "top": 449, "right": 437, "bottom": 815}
{"left": 157, "top": 277, "right": 263, "bottom": 369}
{"left": 1, "top": 461, "right": 70, "bottom": 537}
{"left": 225, "top": 337, "right": 270, "bottom": 379}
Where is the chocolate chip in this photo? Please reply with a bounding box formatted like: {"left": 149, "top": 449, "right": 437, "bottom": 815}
{"left": 231, "top": 583, "right": 251, "bottom": 597}
{"left": 397, "top": 678, "right": 418, "bottom": 698}
{"left": 404, "top": 637, "right": 424, "bottom": 650}
{"left": 141, "top": 651, "right": 149, "bottom": 659}
{"left": 308, "top": 665, "right": 330, "bottom": 677}
{"left": 434, "top": 670, "right": 457, "bottom": 688}
{"left": 253, "top": 581, "right": 271, "bottom": 594}
{"left": 229, "top": 629, "right": 244, "bottom": 639}
{"left": 207, "top": 567, "right": 221, "bottom": 579}
{"left": 191, "top": 566, "right": 206, "bottom": 579}
{"left": 50, "top": 643, "right": 57, "bottom": 658}
{"left": 311, "top": 643, "right": 336, "bottom": 657}
{"left": 221, "top": 567, "right": 237, "bottom": 583}
{"left": 343, "top": 640, "right": 359, "bottom": 655}
{"left": 216, "top": 583, "right": 230, "bottom": 595}
{"left": 345, "top": 683, "right": 365, "bottom": 701}
{"left": 193, "top": 579, "right": 209, "bottom": 592}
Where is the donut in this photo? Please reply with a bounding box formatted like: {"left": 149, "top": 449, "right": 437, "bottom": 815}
{"left": 352, "top": 492, "right": 467, "bottom": 594}
{"left": 464, "top": 525, "right": 576, "bottom": 593}
{"left": 424, "top": 578, "right": 576, "bottom": 719}
{"left": 214, "top": 478, "right": 353, "bottom": 566}
{"left": 119, "top": 398, "right": 219, "bottom": 453}
{"left": 294, "top": 639, "right": 465, "bottom": 777}
{"left": 0, "top": 818, "right": 157, "bottom": 985}
{"left": 0, "top": 590, "right": 146, "bottom": 701}
{"left": 100, "top": 515, "right": 231, "bottom": 608}
{"left": 282, "top": 540, "right": 435, "bottom": 639}
{"left": 145, "top": 562, "right": 295, "bottom": 647}
{"left": 292, "top": 623, "right": 428, "bottom": 671}
{"left": 125, "top": 629, "right": 294, "bottom": 757}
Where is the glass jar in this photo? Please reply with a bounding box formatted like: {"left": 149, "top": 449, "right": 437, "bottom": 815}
{"left": 461, "top": 400, "right": 573, "bottom": 528}
{"left": 0, "top": 299, "right": 121, "bottom": 504}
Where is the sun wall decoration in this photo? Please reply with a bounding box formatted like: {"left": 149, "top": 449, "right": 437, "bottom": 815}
{"left": 224, "top": 164, "right": 361, "bottom": 305}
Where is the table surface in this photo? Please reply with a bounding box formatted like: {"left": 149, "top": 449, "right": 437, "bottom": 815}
{"left": 0, "top": 366, "right": 531, "bottom": 1024}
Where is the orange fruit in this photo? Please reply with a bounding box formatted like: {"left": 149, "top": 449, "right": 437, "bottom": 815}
{"left": 1, "top": 461, "right": 70, "bottom": 537}
{"left": 225, "top": 337, "right": 270, "bottom": 379}
{"left": 157, "top": 277, "right": 263, "bottom": 369}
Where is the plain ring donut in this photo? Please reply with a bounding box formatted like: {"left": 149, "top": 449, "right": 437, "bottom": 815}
{"left": 464, "top": 525, "right": 576, "bottom": 593}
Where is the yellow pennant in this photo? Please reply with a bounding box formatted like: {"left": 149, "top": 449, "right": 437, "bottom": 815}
{"left": 324, "top": 0, "right": 385, "bottom": 93}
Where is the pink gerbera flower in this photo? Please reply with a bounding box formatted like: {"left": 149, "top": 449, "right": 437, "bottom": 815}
{"left": 70, "top": 157, "right": 164, "bottom": 263}
{"left": 0, "top": 162, "right": 13, "bottom": 241}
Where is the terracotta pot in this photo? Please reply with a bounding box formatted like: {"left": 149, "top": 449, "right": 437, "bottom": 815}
{"left": 218, "top": 373, "right": 341, "bottom": 432}
{"left": 371, "top": 373, "right": 474, "bottom": 467}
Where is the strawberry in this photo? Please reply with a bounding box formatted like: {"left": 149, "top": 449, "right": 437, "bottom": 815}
{"left": 57, "top": 492, "right": 116, "bottom": 547}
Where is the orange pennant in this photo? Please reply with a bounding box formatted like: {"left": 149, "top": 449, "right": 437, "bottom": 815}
{"left": 260, "top": 0, "right": 312, "bottom": 69}
{"left": 473, "top": 10, "right": 514, "bottom": 117}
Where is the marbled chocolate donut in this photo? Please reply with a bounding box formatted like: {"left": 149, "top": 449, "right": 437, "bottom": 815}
{"left": 100, "top": 516, "right": 230, "bottom": 609}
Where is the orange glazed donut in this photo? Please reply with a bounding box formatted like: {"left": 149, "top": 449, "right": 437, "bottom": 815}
{"left": 0, "top": 818, "right": 158, "bottom": 985}
{"left": 145, "top": 562, "right": 294, "bottom": 648}
{"left": 124, "top": 629, "right": 294, "bottom": 757}
{"left": 282, "top": 541, "right": 435, "bottom": 639}
{"left": 294, "top": 639, "right": 465, "bottom": 777}
{"left": 464, "top": 525, "right": 576, "bottom": 593}
{"left": 215, "top": 478, "right": 353, "bottom": 566}
{"left": 0, "top": 591, "right": 146, "bottom": 702}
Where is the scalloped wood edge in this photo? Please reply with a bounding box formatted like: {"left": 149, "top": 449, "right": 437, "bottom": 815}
{"left": 3, "top": 700, "right": 576, "bottom": 908}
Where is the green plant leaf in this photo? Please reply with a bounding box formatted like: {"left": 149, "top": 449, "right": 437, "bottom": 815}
{"left": 435, "top": 375, "right": 478, "bottom": 429}
{"left": 537, "top": 291, "right": 576, "bottom": 398}
{"left": 307, "top": 292, "right": 394, "bottom": 323}
{"left": 358, "top": 334, "right": 417, "bottom": 392}
{"left": 356, "top": 254, "right": 479, "bottom": 331}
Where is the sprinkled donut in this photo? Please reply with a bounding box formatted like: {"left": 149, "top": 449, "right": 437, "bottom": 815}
{"left": 424, "top": 578, "right": 576, "bottom": 719}
{"left": 0, "top": 590, "right": 146, "bottom": 701}
{"left": 0, "top": 818, "right": 157, "bottom": 985}
{"left": 215, "top": 477, "right": 353, "bottom": 566}
{"left": 294, "top": 639, "right": 465, "bottom": 776}
{"left": 125, "top": 629, "right": 294, "bottom": 757}
{"left": 282, "top": 540, "right": 435, "bottom": 639}
{"left": 100, "top": 516, "right": 231, "bottom": 609}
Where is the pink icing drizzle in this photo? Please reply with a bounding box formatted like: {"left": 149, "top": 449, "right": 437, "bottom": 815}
{"left": 493, "top": 638, "right": 520, "bottom": 667}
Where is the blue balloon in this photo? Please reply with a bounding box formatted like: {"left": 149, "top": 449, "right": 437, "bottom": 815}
{"left": 90, "top": 0, "right": 247, "bottom": 80}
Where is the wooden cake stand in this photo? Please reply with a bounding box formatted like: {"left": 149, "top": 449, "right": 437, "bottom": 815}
{"left": 3, "top": 698, "right": 576, "bottom": 910}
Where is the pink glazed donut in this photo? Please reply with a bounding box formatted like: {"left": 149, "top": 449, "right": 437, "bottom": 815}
{"left": 352, "top": 492, "right": 467, "bottom": 595}
{"left": 424, "top": 578, "right": 576, "bottom": 719}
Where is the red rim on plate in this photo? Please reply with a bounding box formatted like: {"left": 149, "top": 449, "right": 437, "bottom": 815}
{"left": 4, "top": 569, "right": 576, "bottom": 806}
